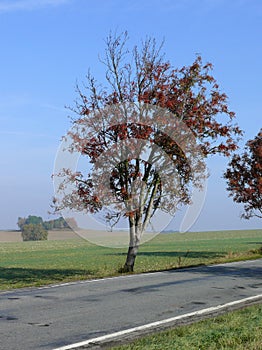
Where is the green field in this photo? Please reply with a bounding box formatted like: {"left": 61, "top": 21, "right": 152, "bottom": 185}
{"left": 112, "top": 303, "right": 262, "bottom": 350}
{"left": 0, "top": 229, "right": 261, "bottom": 290}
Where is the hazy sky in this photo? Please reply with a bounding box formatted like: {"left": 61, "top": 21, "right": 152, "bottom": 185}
{"left": 0, "top": 0, "right": 261, "bottom": 231}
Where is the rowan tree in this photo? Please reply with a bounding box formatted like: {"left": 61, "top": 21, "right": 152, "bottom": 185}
{"left": 224, "top": 129, "right": 262, "bottom": 219}
{"left": 53, "top": 32, "right": 242, "bottom": 272}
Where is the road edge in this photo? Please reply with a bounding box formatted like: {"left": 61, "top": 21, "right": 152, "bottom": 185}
{"left": 1, "top": 258, "right": 261, "bottom": 296}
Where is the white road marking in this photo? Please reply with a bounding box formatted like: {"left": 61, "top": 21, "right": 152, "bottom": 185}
{"left": 53, "top": 294, "right": 262, "bottom": 350}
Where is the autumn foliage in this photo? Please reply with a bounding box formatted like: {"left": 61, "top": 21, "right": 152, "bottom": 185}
{"left": 54, "top": 32, "right": 242, "bottom": 271}
{"left": 224, "top": 129, "right": 262, "bottom": 219}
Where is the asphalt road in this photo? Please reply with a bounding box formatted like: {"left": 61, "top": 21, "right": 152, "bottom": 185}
{"left": 0, "top": 259, "right": 262, "bottom": 350}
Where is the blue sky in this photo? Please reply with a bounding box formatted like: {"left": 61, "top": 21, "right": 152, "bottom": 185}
{"left": 0, "top": 0, "right": 261, "bottom": 231}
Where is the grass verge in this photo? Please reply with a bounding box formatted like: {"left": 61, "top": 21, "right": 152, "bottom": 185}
{"left": 111, "top": 303, "right": 262, "bottom": 350}
{"left": 0, "top": 229, "right": 261, "bottom": 290}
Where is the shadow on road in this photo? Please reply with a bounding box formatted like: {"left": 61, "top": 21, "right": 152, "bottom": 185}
{"left": 120, "top": 260, "right": 262, "bottom": 294}
{"left": 188, "top": 263, "right": 262, "bottom": 279}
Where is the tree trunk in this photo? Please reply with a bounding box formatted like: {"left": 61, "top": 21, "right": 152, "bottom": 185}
{"left": 123, "top": 245, "right": 139, "bottom": 272}
{"left": 122, "top": 191, "right": 144, "bottom": 272}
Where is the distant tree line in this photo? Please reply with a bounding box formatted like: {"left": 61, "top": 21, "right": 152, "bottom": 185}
{"left": 17, "top": 215, "right": 77, "bottom": 241}
{"left": 17, "top": 215, "right": 77, "bottom": 231}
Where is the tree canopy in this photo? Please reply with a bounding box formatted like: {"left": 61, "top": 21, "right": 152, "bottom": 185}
{"left": 224, "top": 129, "right": 262, "bottom": 219}
{"left": 21, "top": 223, "right": 48, "bottom": 241}
{"left": 17, "top": 215, "right": 76, "bottom": 231}
{"left": 53, "top": 32, "right": 242, "bottom": 271}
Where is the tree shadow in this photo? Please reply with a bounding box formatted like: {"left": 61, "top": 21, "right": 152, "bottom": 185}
{"left": 139, "top": 251, "right": 224, "bottom": 259}
{"left": 0, "top": 267, "right": 94, "bottom": 287}
{"left": 120, "top": 260, "right": 262, "bottom": 294}
{"left": 168, "top": 261, "right": 262, "bottom": 279}
{"left": 109, "top": 251, "right": 224, "bottom": 259}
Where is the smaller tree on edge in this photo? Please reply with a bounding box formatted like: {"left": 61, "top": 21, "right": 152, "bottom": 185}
{"left": 224, "top": 129, "right": 262, "bottom": 219}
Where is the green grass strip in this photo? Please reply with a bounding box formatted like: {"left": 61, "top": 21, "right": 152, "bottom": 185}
{"left": 112, "top": 303, "right": 262, "bottom": 350}
{"left": 0, "top": 229, "right": 261, "bottom": 290}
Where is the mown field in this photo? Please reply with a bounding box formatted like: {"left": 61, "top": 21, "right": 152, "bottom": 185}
{"left": 112, "top": 303, "right": 262, "bottom": 350}
{"left": 0, "top": 229, "right": 261, "bottom": 290}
